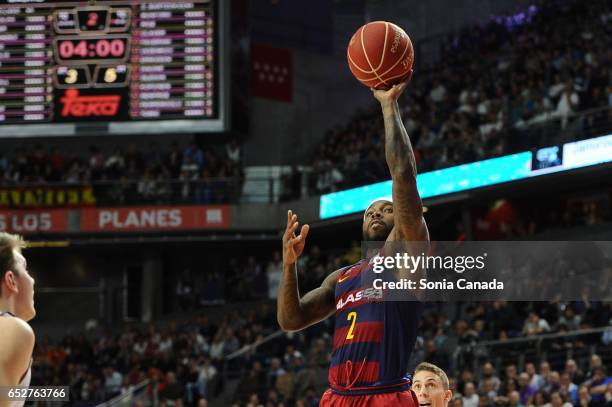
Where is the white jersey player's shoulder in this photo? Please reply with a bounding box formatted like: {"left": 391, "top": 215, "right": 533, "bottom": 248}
{"left": 0, "top": 313, "right": 35, "bottom": 387}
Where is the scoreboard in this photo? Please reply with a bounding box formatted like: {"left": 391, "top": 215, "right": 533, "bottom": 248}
{"left": 0, "top": 0, "right": 229, "bottom": 137}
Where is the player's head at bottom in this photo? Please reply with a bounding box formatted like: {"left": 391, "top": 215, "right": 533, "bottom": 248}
{"left": 363, "top": 198, "right": 394, "bottom": 241}
{"left": 0, "top": 232, "right": 36, "bottom": 322}
{"left": 413, "top": 362, "right": 453, "bottom": 407}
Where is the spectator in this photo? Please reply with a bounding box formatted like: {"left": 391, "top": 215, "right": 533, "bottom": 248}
{"left": 266, "top": 251, "right": 283, "bottom": 299}
{"left": 505, "top": 364, "right": 518, "bottom": 381}
{"left": 480, "top": 362, "right": 501, "bottom": 393}
{"left": 585, "top": 367, "right": 611, "bottom": 407}
{"left": 509, "top": 390, "right": 524, "bottom": 407}
{"left": 237, "top": 361, "right": 267, "bottom": 403}
{"left": 481, "top": 378, "right": 498, "bottom": 401}
{"left": 430, "top": 79, "right": 447, "bottom": 103}
{"left": 226, "top": 138, "right": 241, "bottom": 165}
{"left": 564, "top": 359, "right": 585, "bottom": 385}
{"left": 209, "top": 336, "right": 224, "bottom": 361}
{"left": 537, "top": 362, "right": 552, "bottom": 392}
{"left": 315, "top": 160, "right": 344, "bottom": 194}
{"left": 452, "top": 398, "right": 464, "bottom": 407}
{"left": 523, "top": 312, "right": 551, "bottom": 336}
{"left": 159, "top": 371, "right": 185, "bottom": 405}
{"left": 545, "top": 391, "right": 572, "bottom": 407}
{"left": 529, "top": 390, "right": 549, "bottom": 407}
{"left": 307, "top": 338, "right": 329, "bottom": 368}
{"left": 586, "top": 354, "right": 603, "bottom": 378}
{"left": 519, "top": 373, "right": 537, "bottom": 405}
{"left": 183, "top": 142, "right": 204, "bottom": 169}
{"left": 559, "top": 373, "right": 578, "bottom": 405}
{"left": 425, "top": 340, "right": 450, "bottom": 371}
{"left": 555, "top": 82, "right": 580, "bottom": 128}
{"left": 176, "top": 270, "right": 194, "bottom": 311}
{"left": 283, "top": 345, "right": 303, "bottom": 371}
{"left": 463, "top": 382, "right": 479, "bottom": 407}
{"left": 557, "top": 307, "right": 581, "bottom": 331}
{"left": 197, "top": 357, "right": 217, "bottom": 400}
{"left": 103, "top": 366, "right": 123, "bottom": 399}
{"left": 577, "top": 385, "right": 590, "bottom": 407}
{"left": 267, "top": 357, "right": 286, "bottom": 389}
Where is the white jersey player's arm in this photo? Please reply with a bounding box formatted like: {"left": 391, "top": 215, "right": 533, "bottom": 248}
{"left": 0, "top": 317, "right": 34, "bottom": 388}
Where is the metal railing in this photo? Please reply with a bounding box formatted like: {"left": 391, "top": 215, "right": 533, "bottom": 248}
{"left": 216, "top": 324, "right": 612, "bottom": 404}
{"left": 95, "top": 379, "right": 150, "bottom": 407}
{"left": 453, "top": 326, "right": 612, "bottom": 376}
{"left": 219, "top": 330, "right": 286, "bottom": 405}
{"left": 0, "top": 177, "right": 245, "bottom": 206}
{"left": 505, "top": 105, "right": 612, "bottom": 153}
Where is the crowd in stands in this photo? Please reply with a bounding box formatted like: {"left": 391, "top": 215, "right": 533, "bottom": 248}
{"left": 468, "top": 189, "right": 612, "bottom": 240}
{"left": 31, "top": 220, "right": 612, "bottom": 406}
{"left": 310, "top": 0, "right": 612, "bottom": 194}
{"left": 1, "top": 2, "right": 610, "bottom": 204}
{"left": 0, "top": 139, "right": 243, "bottom": 205}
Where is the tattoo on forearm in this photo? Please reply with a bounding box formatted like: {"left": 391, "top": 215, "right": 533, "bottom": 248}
{"left": 383, "top": 101, "right": 416, "bottom": 176}
{"left": 277, "top": 263, "right": 304, "bottom": 328}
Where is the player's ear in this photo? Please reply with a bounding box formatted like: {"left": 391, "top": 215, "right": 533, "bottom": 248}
{"left": 2, "top": 270, "right": 18, "bottom": 293}
{"left": 444, "top": 390, "right": 452, "bottom": 403}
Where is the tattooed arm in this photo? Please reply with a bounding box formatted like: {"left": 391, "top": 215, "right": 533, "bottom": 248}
{"left": 372, "top": 77, "right": 430, "bottom": 293}
{"left": 277, "top": 210, "right": 339, "bottom": 332}
{"left": 372, "top": 74, "right": 429, "bottom": 244}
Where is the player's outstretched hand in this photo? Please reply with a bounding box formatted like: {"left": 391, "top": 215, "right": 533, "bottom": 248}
{"left": 371, "top": 69, "right": 413, "bottom": 105}
{"left": 283, "top": 210, "right": 310, "bottom": 266}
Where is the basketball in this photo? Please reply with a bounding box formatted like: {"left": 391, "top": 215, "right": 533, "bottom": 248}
{"left": 347, "top": 21, "right": 414, "bottom": 89}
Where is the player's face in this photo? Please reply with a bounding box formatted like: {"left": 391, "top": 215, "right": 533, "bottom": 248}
{"left": 362, "top": 201, "right": 394, "bottom": 241}
{"left": 12, "top": 250, "right": 36, "bottom": 322}
{"left": 413, "top": 370, "right": 452, "bottom": 407}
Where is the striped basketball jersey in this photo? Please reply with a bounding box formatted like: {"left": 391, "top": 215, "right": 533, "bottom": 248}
{"left": 329, "top": 257, "right": 423, "bottom": 395}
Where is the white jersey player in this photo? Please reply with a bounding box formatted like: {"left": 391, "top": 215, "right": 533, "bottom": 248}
{"left": 0, "top": 233, "right": 36, "bottom": 407}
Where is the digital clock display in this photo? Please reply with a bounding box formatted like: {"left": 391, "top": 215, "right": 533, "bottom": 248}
{"left": 0, "top": 0, "right": 229, "bottom": 136}
{"left": 55, "top": 36, "right": 130, "bottom": 63}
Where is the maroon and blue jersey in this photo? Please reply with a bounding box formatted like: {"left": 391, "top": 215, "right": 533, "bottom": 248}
{"left": 329, "top": 257, "right": 423, "bottom": 395}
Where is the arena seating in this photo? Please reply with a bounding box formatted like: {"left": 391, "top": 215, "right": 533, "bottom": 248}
{"left": 0, "top": 139, "right": 243, "bottom": 206}
{"left": 309, "top": 0, "right": 612, "bottom": 195}
{"left": 30, "top": 200, "right": 612, "bottom": 405}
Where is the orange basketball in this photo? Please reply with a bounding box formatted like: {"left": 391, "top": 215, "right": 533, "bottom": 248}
{"left": 347, "top": 21, "right": 414, "bottom": 90}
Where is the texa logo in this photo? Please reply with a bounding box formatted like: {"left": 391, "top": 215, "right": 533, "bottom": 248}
{"left": 60, "top": 89, "right": 120, "bottom": 117}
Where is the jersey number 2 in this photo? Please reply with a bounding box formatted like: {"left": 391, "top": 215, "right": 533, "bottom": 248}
{"left": 346, "top": 311, "right": 357, "bottom": 340}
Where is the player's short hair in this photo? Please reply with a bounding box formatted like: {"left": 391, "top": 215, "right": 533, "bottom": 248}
{"left": 0, "top": 232, "right": 27, "bottom": 278}
{"left": 415, "top": 362, "right": 450, "bottom": 390}
{"left": 363, "top": 197, "right": 393, "bottom": 221}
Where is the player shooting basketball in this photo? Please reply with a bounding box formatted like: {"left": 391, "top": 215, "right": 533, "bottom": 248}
{"left": 278, "top": 74, "right": 430, "bottom": 406}
{"left": 0, "top": 233, "right": 36, "bottom": 407}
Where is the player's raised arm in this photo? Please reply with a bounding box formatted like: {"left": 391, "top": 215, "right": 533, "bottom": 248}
{"left": 277, "top": 210, "right": 339, "bottom": 332}
{"left": 372, "top": 74, "right": 429, "bottom": 243}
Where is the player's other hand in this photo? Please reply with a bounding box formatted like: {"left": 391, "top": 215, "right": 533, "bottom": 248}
{"left": 283, "top": 210, "right": 310, "bottom": 266}
{"left": 371, "top": 69, "right": 412, "bottom": 105}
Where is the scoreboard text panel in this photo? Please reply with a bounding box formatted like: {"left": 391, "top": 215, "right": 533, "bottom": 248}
{"left": 0, "top": 0, "right": 227, "bottom": 135}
